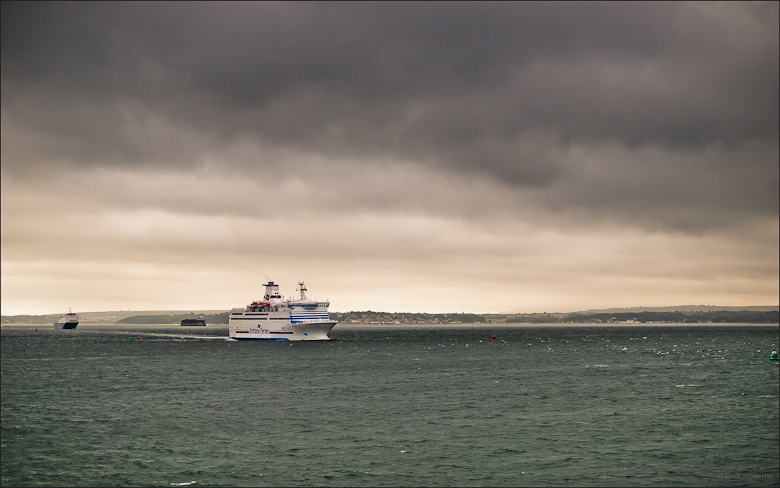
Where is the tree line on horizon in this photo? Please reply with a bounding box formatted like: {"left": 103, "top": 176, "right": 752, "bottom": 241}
{"left": 2, "top": 310, "right": 777, "bottom": 324}
{"left": 329, "top": 310, "right": 779, "bottom": 324}
{"left": 561, "top": 310, "right": 779, "bottom": 324}
{"left": 115, "top": 312, "right": 230, "bottom": 324}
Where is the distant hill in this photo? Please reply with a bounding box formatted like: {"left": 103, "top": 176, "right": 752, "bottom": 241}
{"left": 2, "top": 310, "right": 228, "bottom": 324}
{"left": 576, "top": 305, "right": 778, "bottom": 314}
{"left": 4, "top": 305, "right": 778, "bottom": 325}
{"left": 116, "top": 312, "right": 229, "bottom": 324}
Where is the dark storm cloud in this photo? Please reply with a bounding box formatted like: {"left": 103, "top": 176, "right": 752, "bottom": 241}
{"left": 2, "top": 2, "right": 778, "bottom": 222}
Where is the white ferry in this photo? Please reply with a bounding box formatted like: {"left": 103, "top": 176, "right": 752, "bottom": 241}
{"left": 229, "top": 281, "right": 337, "bottom": 341}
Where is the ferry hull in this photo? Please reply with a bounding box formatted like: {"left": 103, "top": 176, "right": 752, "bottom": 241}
{"left": 230, "top": 321, "right": 336, "bottom": 341}
{"left": 54, "top": 322, "right": 78, "bottom": 330}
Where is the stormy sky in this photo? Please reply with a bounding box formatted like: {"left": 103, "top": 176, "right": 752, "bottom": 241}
{"left": 2, "top": 2, "right": 778, "bottom": 315}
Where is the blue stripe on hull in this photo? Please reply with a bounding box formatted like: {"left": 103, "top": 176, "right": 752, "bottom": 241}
{"left": 231, "top": 337, "right": 290, "bottom": 341}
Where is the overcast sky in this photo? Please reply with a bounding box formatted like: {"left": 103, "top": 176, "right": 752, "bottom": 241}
{"left": 2, "top": 2, "right": 778, "bottom": 315}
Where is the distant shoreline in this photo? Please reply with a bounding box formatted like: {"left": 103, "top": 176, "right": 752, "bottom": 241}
{"left": 3, "top": 307, "right": 778, "bottom": 325}
{"left": 3, "top": 322, "right": 777, "bottom": 329}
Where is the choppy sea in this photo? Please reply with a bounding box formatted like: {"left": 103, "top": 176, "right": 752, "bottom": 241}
{"left": 2, "top": 324, "right": 778, "bottom": 487}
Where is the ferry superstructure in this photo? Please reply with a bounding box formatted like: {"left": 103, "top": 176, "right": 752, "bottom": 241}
{"left": 229, "top": 281, "right": 337, "bottom": 340}
{"left": 54, "top": 308, "right": 79, "bottom": 329}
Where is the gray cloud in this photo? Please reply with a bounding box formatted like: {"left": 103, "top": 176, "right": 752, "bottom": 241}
{"left": 3, "top": 3, "right": 777, "bottom": 189}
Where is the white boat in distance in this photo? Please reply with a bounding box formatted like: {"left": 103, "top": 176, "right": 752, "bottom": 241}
{"left": 229, "top": 281, "right": 337, "bottom": 341}
{"left": 54, "top": 308, "right": 79, "bottom": 329}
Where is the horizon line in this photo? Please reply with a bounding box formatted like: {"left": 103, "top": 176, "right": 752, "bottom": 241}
{"left": 3, "top": 304, "right": 778, "bottom": 318}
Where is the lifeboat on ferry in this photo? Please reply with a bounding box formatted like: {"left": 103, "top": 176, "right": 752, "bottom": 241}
{"left": 249, "top": 301, "right": 272, "bottom": 312}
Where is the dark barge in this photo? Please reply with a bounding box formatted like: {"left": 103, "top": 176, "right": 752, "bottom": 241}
{"left": 181, "top": 317, "right": 207, "bottom": 326}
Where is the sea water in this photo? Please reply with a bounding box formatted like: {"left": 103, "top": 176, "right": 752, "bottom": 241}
{"left": 1, "top": 324, "right": 778, "bottom": 487}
